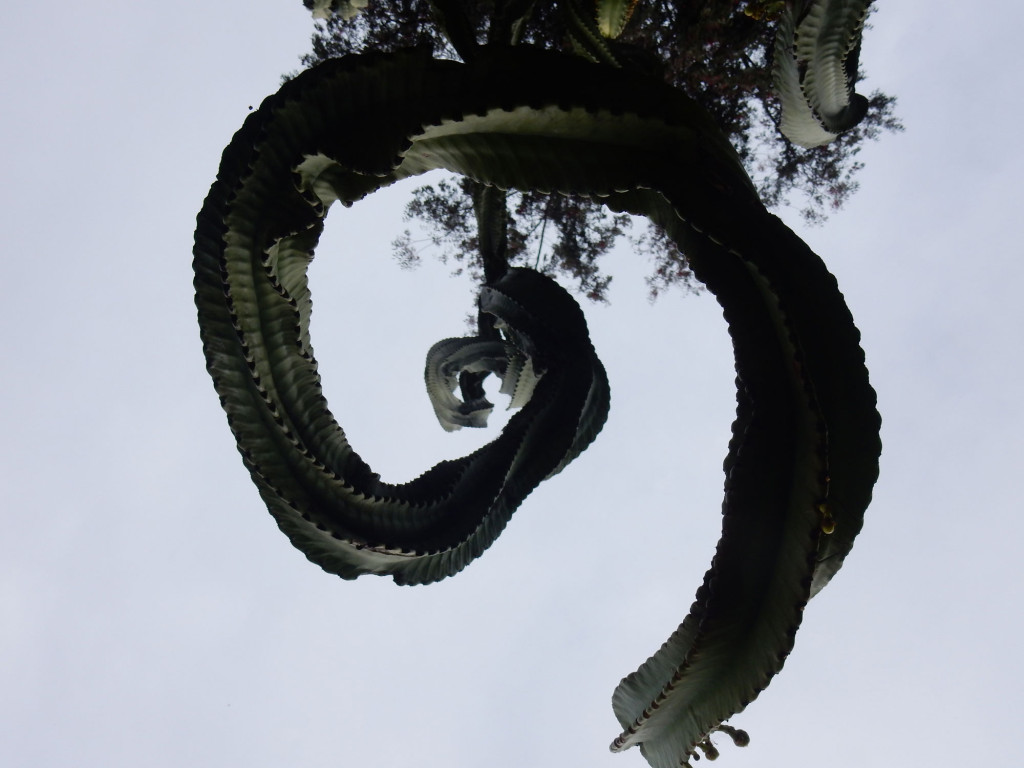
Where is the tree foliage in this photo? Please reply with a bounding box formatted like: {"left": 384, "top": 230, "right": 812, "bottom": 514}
{"left": 393, "top": 177, "right": 628, "bottom": 302}
{"left": 295, "top": 0, "right": 901, "bottom": 300}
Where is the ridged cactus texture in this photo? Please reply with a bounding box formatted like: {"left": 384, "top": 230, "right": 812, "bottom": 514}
{"left": 194, "top": 6, "right": 881, "bottom": 766}
{"left": 596, "top": 0, "right": 640, "bottom": 37}
{"left": 773, "top": 0, "right": 872, "bottom": 147}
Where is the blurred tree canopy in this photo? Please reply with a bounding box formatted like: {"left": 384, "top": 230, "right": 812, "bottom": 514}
{"left": 295, "top": 0, "right": 901, "bottom": 300}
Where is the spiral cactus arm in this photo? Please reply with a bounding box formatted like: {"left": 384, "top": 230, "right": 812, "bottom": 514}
{"left": 603, "top": 185, "right": 877, "bottom": 766}
{"left": 194, "top": 46, "right": 879, "bottom": 765}
{"left": 196, "top": 51, "right": 623, "bottom": 587}
{"left": 773, "top": 0, "right": 872, "bottom": 147}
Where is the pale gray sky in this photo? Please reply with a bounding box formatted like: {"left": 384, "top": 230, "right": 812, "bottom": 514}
{"left": 1, "top": 2, "right": 1021, "bottom": 767}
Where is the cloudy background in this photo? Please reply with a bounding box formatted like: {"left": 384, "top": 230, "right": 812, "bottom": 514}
{"left": 2, "top": 1, "right": 1020, "bottom": 766}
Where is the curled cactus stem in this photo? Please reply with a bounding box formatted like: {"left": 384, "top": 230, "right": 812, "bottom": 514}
{"left": 195, "top": 41, "right": 879, "bottom": 768}
{"left": 773, "top": 0, "right": 872, "bottom": 147}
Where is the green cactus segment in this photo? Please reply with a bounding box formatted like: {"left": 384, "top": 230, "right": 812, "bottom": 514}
{"left": 596, "top": 0, "right": 639, "bottom": 38}
{"left": 562, "top": 0, "right": 623, "bottom": 65}
{"left": 194, "top": 46, "right": 879, "bottom": 766}
{"left": 604, "top": 185, "right": 878, "bottom": 766}
{"left": 424, "top": 337, "right": 507, "bottom": 432}
{"left": 773, "top": 0, "right": 872, "bottom": 147}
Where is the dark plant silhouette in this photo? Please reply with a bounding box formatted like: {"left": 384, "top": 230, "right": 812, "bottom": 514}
{"left": 196, "top": 3, "right": 883, "bottom": 766}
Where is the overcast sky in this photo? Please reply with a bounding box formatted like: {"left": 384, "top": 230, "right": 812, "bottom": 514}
{"left": 2, "top": 2, "right": 1021, "bottom": 767}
